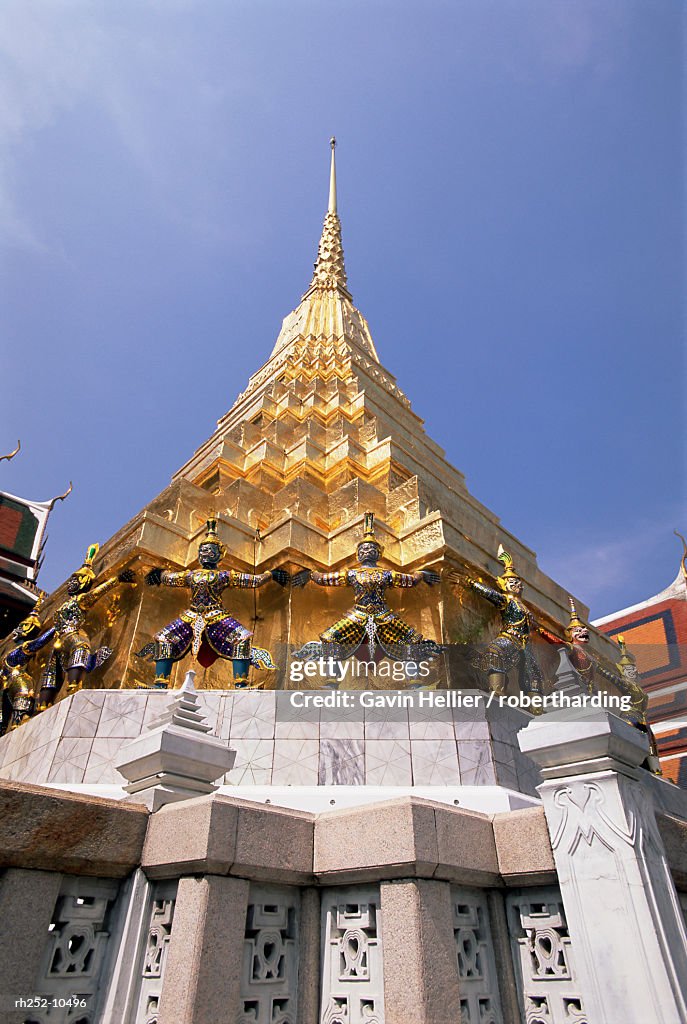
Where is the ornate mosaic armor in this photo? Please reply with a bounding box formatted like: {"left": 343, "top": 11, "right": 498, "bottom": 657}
{"left": 1, "top": 661, "right": 35, "bottom": 730}
{"left": 311, "top": 567, "right": 440, "bottom": 660}
{"left": 1, "top": 598, "right": 45, "bottom": 729}
{"left": 37, "top": 578, "right": 118, "bottom": 691}
{"left": 468, "top": 580, "right": 545, "bottom": 694}
{"left": 614, "top": 635, "right": 661, "bottom": 773}
{"left": 294, "top": 513, "right": 442, "bottom": 665}
{"left": 136, "top": 568, "right": 275, "bottom": 671}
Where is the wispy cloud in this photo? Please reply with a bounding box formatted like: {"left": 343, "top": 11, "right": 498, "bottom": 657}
{"left": 541, "top": 506, "right": 686, "bottom": 616}
{"left": 0, "top": 1, "right": 236, "bottom": 250}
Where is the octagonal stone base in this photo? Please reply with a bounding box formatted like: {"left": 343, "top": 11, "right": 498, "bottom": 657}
{"left": 0, "top": 688, "right": 543, "bottom": 811}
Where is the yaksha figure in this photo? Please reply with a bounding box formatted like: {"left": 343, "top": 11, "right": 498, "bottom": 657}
{"left": 463, "top": 545, "right": 544, "bottom": 698}
{"left": 293, "top": 513, "right": 442, "bottom": 665}
{"left": 35, "top": 544, "right": 135, "bottom": 706}
{"left": 136, "top": 517, "right": 289, "bottom": 688}
{"left": 615, "top": 635, "right": 662, "bottom": 775}
{"left": 538, "top": 597, "right": 601, "bottom": 694}
{"left": 1, "top": 594, "right": 45, "bottom": 731}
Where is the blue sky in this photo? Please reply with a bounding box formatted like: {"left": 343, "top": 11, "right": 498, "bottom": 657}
{"left": 1, "top": 0, "right": 684, "bottom": 618}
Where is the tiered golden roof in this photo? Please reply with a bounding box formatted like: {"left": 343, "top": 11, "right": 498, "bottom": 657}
{"left": 5, "top": 142, "right": 623, "bottom": 690}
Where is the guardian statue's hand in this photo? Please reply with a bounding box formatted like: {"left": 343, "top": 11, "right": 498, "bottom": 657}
{"left": 292, "top": 569, "right": 312, "bottom": 588}
{"left": 420, "top": 569, "right": 441, "bottom": 586}
{"left": 145, "top": 567, "right": 163, "bottom": 587}
{"left": 271, "top": 568, "right": 291, "bottom": 587}
{"left": 118, "top": 569, "right": 136, "bottom": 584}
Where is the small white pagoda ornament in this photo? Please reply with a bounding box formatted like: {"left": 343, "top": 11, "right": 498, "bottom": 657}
{"left": 115, "top": 670, "right": 235, "bottom": 811}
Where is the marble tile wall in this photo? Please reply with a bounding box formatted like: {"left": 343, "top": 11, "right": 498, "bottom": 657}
{"left": 0, "top": 688, "right": 542, "bottom": 794}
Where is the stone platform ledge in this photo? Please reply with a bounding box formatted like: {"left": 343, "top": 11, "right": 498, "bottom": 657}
{"left": 140, "top": 792, "right": 536, "bottom": 887}
{"left": 0, "top": 687, "right": 542, "bottom": 798}
{"left": 4, "top": 781, "right": 687, "bottom": 893}
{"left": 0, "top": 778, "right": 148, "bottom": 877}
{"left": 519, "top": 705, "right": 687, "bottom": 822}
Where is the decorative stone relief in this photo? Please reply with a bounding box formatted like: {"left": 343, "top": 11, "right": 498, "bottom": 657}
{"left": 521, "top": 716, "right": 687, "bottom": 1023}
{"left": 451, "top": 887, "right": 503, "bottom": 1024}
{"left": 233, "top": 352, "right": 290, "bottom": 406}
{"left": 506, "top": 888, "right": 588, "bottom": 1024}
{"left": 237, "top": 885, "right": 300, "bottom": 1024}
{"left": 320, "top": 886, "right": 384, "bottom": 1024}
{"left": 133, "top": 880, "right": 177, "bottom": 1024}
{"left": 28, "top": 877, "right": 120, "bottom": 1023}
{"left": 548, "top": 778, "right": 663, "bottom": 858}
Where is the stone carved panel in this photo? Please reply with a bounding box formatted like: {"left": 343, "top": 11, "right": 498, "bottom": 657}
{"left": 320, "top": 886, "right": 384, "bottom": 1024}
{"left": 451, "top": 887, "right": 503, "bottom": 1024}
{"left": 549, "top": 778, "right": 663, "bottom": 858}
{"left": 506, "top": 888, "right": 588, "bottom": 1024}
{"left": 541, "top": 774, "right": 687, "bottom": 1023}
{"left": 133, "top": 880, "right": 177, "bottom": 1024}
{"left": 26, "top": 877, "right": 120, "bottom": 1024}
{"left": 238, "top": 885, "right": 300, "bottom": 1024}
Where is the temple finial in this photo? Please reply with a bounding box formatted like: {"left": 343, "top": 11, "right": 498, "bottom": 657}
{"left": 675, "top": 530, "right": 687, "bottom": 583}
{"left": 328, "top": 136, "right": 337, "bottom": 215}
{"left": 1, "top": 440, "right": 20, "bottom": 463}
{"left": 304, "top": 137, "right": 349, "bottom": 296}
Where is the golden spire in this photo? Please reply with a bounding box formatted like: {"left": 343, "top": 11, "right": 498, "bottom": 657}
{"left": 304, "top": 137, "right": 350, "bottom": 297}
{"left": 268, "top": 137, "right": 379, "bottom": 362}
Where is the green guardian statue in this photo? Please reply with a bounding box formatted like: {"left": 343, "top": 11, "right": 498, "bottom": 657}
{"left": 463, "top": 544, "right": 545, "bottom": 699}
{"left": 293, "top": 513, "right": 441, "bottom": 677}
{"left": 34, "top": 544, "right": 135, "bottom": 706}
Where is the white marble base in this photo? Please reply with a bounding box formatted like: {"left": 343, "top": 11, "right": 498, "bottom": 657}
{"left": 0, "top": 687, "right": 542, "bottom": 798}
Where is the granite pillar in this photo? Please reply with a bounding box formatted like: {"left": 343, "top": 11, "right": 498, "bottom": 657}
{"left": 380, "top": 878, "right": 461, "bottom": 1024}
{"left": 297, "top": 887, "right": 321, "bottom": 1024}
{"left": 157, "top": 874, "right": 249, "bottom": 1024}
{"left": 0, "top": 868, "right": 62, "bottom": 1024}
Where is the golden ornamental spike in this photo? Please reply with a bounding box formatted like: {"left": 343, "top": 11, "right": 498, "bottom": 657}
{"left": 616, "top": 633, "right": 636, "bottom": 670}
{"left": 72, "top": 541, "right": 99, "bottom": 588}
{"left": 328, "top": 136, "right": 337, "bottom": 214}
{"left": 303, "top": 136, "right": 349, "bottom": 297}
{"left": 0, "top": 440, "right": 20, "bottom": 463}
{"left": 674, "top": 529, "right": 687, "bottom": 583}
{"left": 496, "top": 544, "right": 518, "bottom": 578}
{"left": 567, "top": 596, "right": 585, "bottom": 633}
{"left": 48, "top": 480, "right": 73, "bottom": 508}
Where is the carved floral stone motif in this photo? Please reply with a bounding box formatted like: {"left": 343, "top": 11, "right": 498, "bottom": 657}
{"left": 320, "top": 887, "right": 384, "bottom": 1024}
{"left": 238, "top": 885, "right": 300, "bottom": 1024}
{"left": 133, "top": 881, "right": 177, "bottom": 1024}
{"left": 30, "top": 878, "right": 120, "bottom": 1024}
{"left": 506, "top": 887, "right": 588, "bottom": 1024}
{"left": 452, "top": 887, "right": 504, "bottom": 1024}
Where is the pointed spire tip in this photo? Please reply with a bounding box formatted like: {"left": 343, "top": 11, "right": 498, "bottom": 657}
{"left": 328, "top": 136, "right": 337, "bottom": 215}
